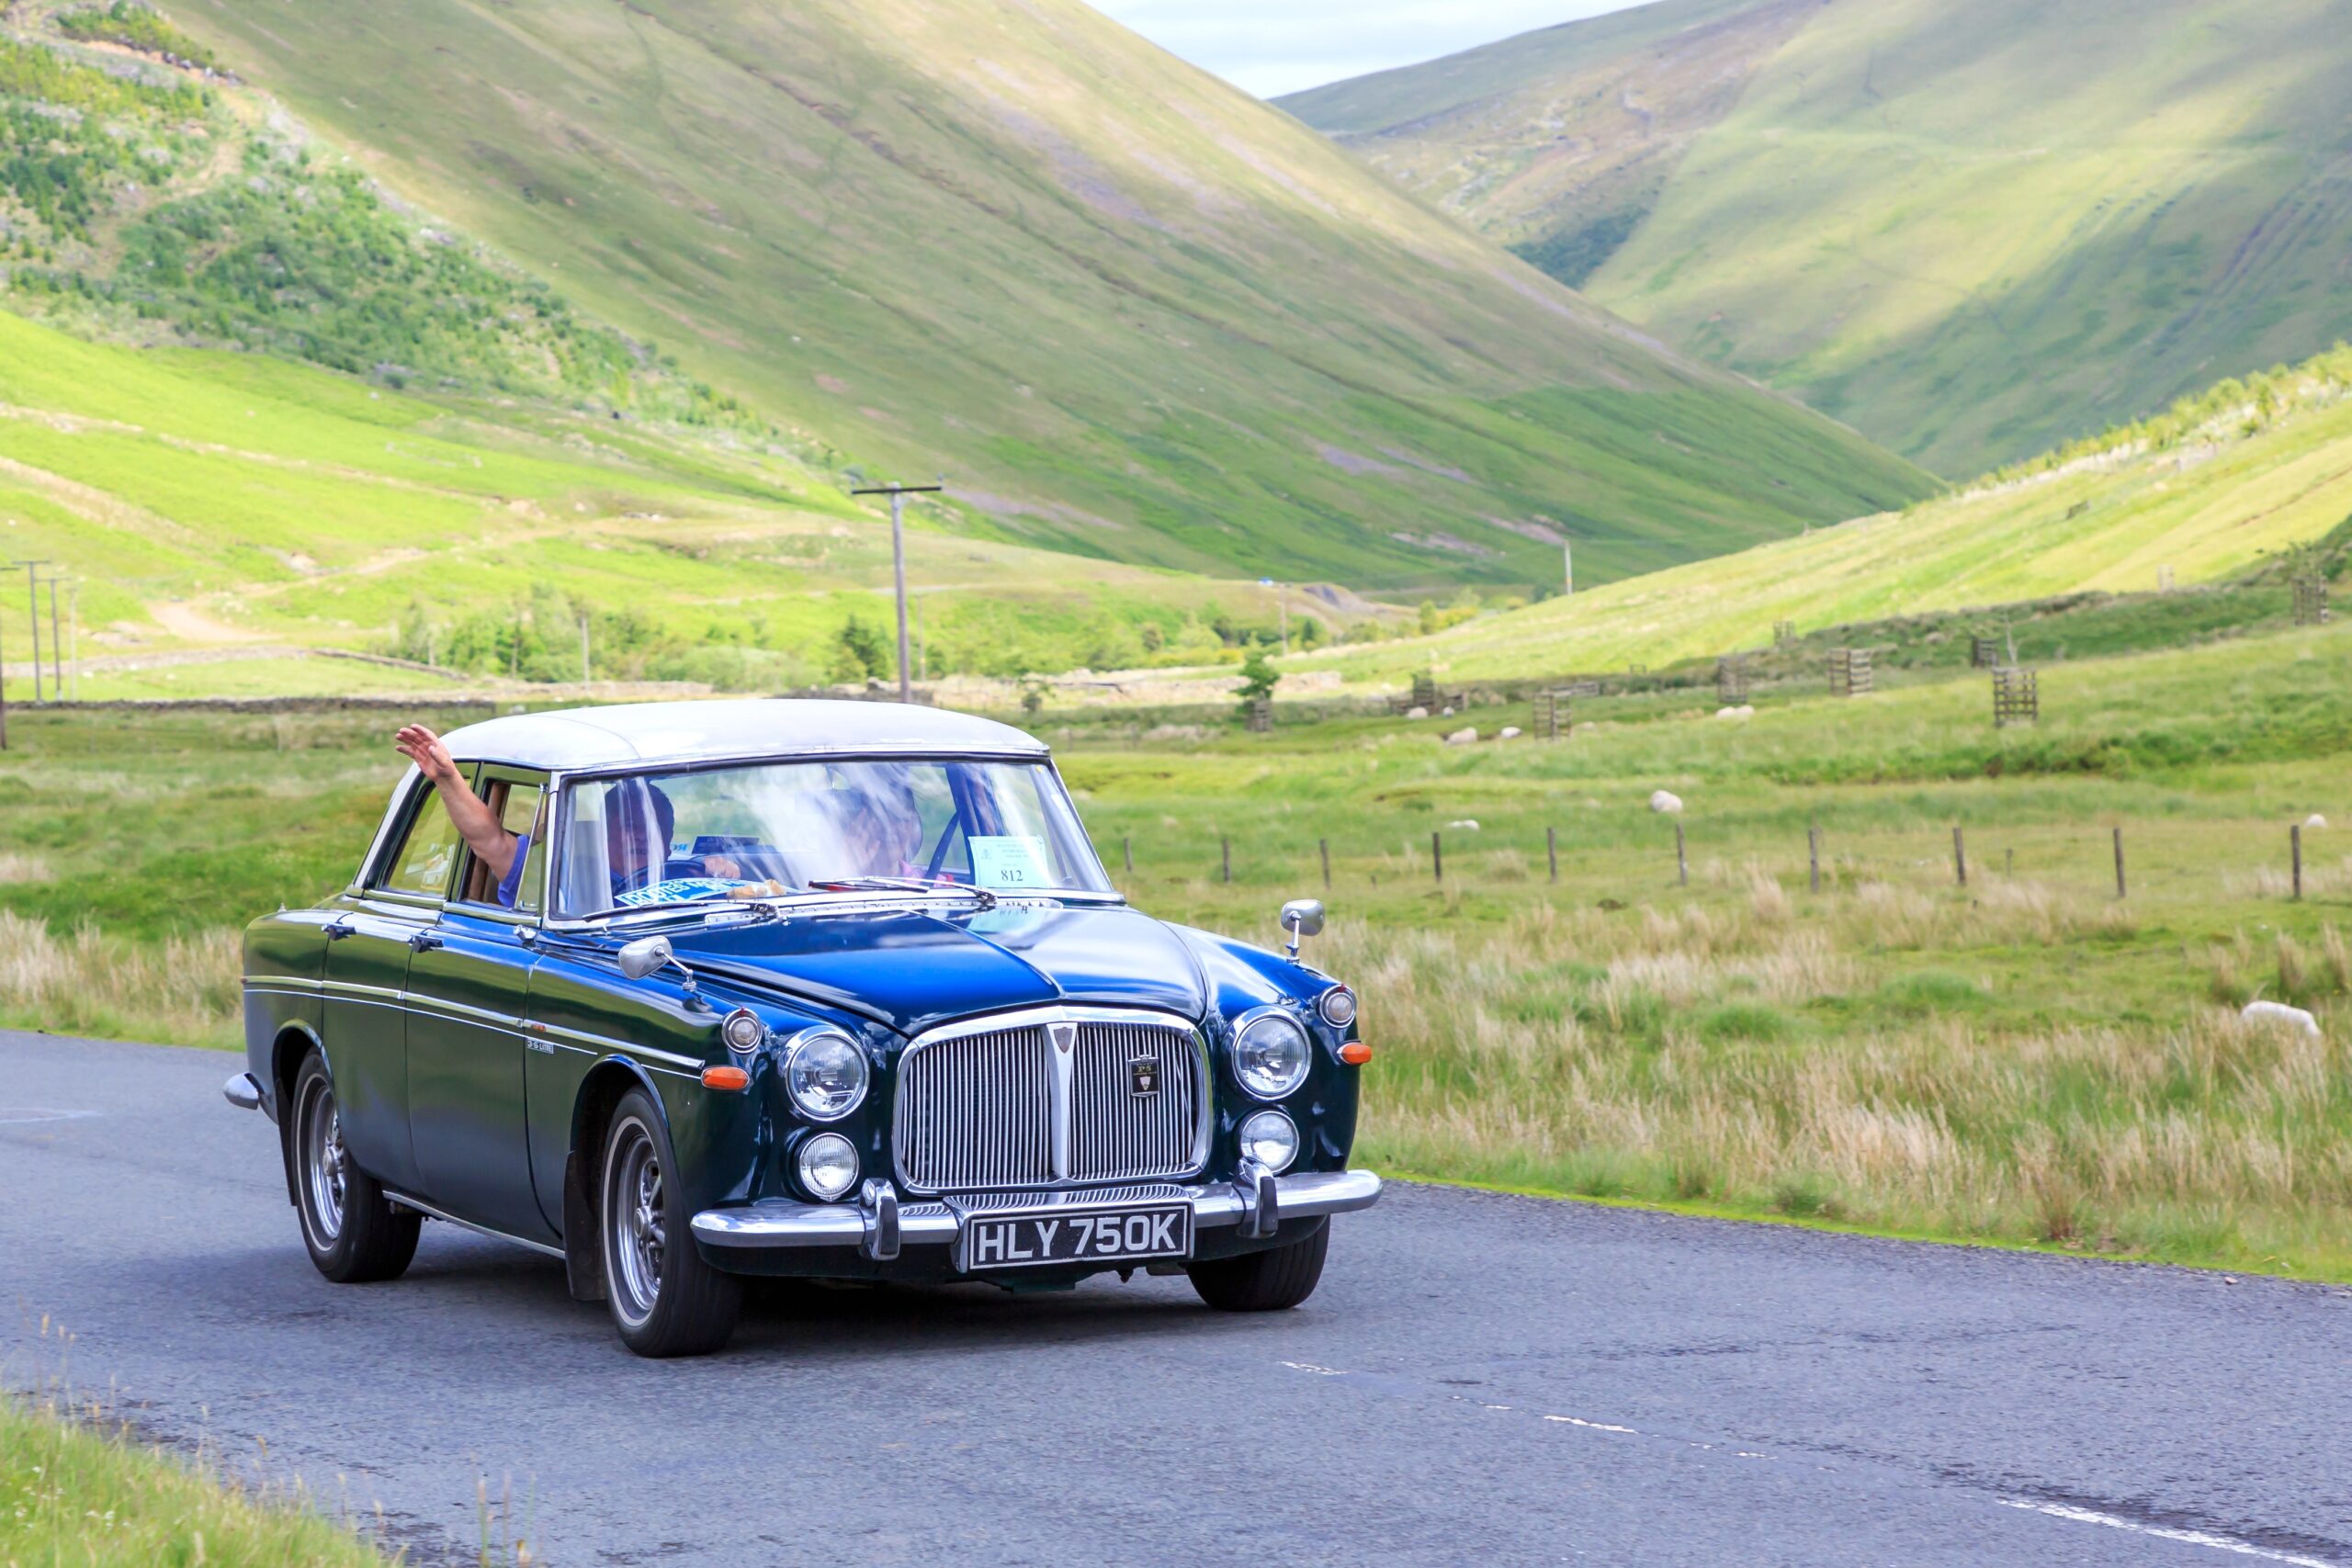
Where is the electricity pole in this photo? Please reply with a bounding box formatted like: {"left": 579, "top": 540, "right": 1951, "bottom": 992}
{"left": 850, "top": 479, "right": 944, "bottom": 704}
{"left": 1564, "top": 541, "right": 1574, "bottom": 597}
{"left": 11, "top": 560, "right": 46, "bottom": 703}
{"left": 46, "top": 575, "right": 62, "bottom": 701}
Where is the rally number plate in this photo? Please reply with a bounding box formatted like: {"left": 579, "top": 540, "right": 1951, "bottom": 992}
{"left": 956, "top": 1203, "right": 1193, "bottom": 1272}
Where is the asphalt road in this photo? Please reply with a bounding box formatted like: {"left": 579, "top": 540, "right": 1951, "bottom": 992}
{"left": 5, "top": 1030, "right": 2349, "bottom": 1567}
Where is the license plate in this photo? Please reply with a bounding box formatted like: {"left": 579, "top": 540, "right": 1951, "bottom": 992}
{"left": 956, "top": 1203, "right": 1193, "bottom": 1272}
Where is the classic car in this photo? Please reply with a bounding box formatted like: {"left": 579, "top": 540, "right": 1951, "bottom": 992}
{"left": 228, "top": 699, "right": 1380, "bottom": 1356}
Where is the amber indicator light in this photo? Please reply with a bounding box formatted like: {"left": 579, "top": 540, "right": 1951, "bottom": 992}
{"left": 1339, "top": 1043, "right": 1373, "bottom": 1066}
{"left": 700, "top": 1066, "right": 752, "bottom": 1091}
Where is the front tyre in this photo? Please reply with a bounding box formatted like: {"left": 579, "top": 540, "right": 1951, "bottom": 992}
{"left": 600, "top": 1089, "right": 741, "bottom": 1358}
{"left": 1186, "top": 1220, "right": 1329, "bottom": 1312}
{"left": 291, "top": 1052, "right": 419, "bottom": 1283}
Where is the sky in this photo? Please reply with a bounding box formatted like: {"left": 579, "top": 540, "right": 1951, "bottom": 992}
{"left": 1089, "top": 1, "right": 1647, "bottom": 100}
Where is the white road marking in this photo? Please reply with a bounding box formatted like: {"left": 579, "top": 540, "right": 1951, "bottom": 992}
{"left": 0, "top": 1108, "right": 99, "bottom": 1126}
{"left": 1999, "top": 1500, "right": 2341, "bottom": 1567}
{"left": 1278, "top": 1361, "right": 1345, "bottom": 1376}
{"left": 1543, "top": 1415, "right": 1638, "bottom": 1435}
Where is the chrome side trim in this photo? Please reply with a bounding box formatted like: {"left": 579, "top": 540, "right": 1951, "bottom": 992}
{"left": 691, "top": 1168, "right": 1382, "bottom": 1251}
{"left": 383, "top": 1190, "right": 566, "bottom": 1258}
{"left": 222, "top": 1072, "right": 263, "bottom": 1111}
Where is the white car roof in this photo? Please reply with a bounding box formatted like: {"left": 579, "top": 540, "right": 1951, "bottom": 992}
{"left": 440, "top": 698, "right": 1049, "bottom": 773}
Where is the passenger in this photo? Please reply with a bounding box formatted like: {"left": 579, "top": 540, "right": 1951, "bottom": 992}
{"left": 393, "top": 724, "right": 739, "bottom": 908}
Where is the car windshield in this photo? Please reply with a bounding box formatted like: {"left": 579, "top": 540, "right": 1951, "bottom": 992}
{"left": 550, "top": 756, "right": 1112, "bottom": 919}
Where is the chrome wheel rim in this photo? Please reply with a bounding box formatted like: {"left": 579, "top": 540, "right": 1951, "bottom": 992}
{"left": 299, "top": 1076, "right": 347, "bottom": 1247}
{"left": 606, "top": 1120, "right": 664, "bottom": 1326}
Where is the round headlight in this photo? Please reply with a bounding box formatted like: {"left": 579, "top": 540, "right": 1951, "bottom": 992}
{"left": 720, "top": 1007, "right": 766, "bottom": 1056}
{"left": 1232, "top": 1010, "right": 1311, "bottom": 1100}
{"left": 796, "top": 1132, "right": 859, "bottom": 1201}
{"left": 1317, "top": 985, "right": 1357, "bottom": 1029}
{"left": 1238, "top": 1109, "right": 1300, "bottom": 1174}
{"left": 785, "top": 1029, "right": 869, "bottom": 1122}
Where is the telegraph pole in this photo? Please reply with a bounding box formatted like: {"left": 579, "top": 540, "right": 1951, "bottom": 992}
{"left": 1564, "top": 541, "right": 1574, "bottom": 597}
{"left": 46, "top": 575, "right": 62, "bottom": 700}
{"left": 850, "top": 479, "right": 944, "bottom": 704}
{"left": 11, "top": 560, "right": 46, "bottom": 702}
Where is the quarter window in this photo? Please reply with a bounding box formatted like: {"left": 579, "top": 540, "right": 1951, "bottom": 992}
{"left": 379, "top": 789, "right": 463, "bottom": 900}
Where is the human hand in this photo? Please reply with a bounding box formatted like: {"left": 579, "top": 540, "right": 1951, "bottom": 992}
{"left": 703, "top": 854, "right": 744, "bottom": 879}
{"left": 394, "top": 724, "right": 462, "bottom": 787}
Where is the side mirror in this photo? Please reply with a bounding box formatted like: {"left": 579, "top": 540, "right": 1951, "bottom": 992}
{"left": 617, "top": 934, "right": 675, "bottom": 981}
{"left": 1279, "top": 898, "right": 1325, "bottom": 961}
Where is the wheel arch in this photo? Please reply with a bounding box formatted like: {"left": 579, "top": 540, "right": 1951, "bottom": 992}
{"left": 560, "top": 1056, "right": 666, "bottom": 1303}
{"left": 269, "top": 1023, "right": 326, "bottom": 1207}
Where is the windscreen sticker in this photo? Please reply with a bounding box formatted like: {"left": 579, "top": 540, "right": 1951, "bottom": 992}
{"left": 613, "top": 876, "right": 755, "bottom": 907}
{"left": 969, "top": 834, "right": 1052, "bottom": 889}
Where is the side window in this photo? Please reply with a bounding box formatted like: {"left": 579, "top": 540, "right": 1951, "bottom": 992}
{"left": 455, "top": 778, "right": 548, "bottom": 910}
{"left": 378, "top": 789, "right": 463, "bottom": 900}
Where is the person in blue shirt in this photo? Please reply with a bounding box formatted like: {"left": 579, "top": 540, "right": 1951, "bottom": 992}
{"left": 394, "top": 724, "right": 740, "bottom": 909}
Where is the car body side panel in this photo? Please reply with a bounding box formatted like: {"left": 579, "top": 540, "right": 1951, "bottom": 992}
{"left": 524, "top": 948, "right": 754, "bottom": 1230}
{"left": 319, "top": 904, "right": 425, "bottom": 1192}
{"left": 406, "top": 912, "right": 548, "bottom": 1241}
{"left": 243, "top": 910, "right": 334, "bottom": 1119}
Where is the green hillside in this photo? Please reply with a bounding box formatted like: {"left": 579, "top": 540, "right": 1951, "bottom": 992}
{"left": 0, "top": 308, "right": 1378, "bottom": 696}
{"left": 126, "top": 0, "right": 1929, "bottom": 590}
{"left": 1306, "top": 344, "right": 2352, "bottom": 682}
{"left": 1283, "top": 0, "right": 2352, "bottom": 479}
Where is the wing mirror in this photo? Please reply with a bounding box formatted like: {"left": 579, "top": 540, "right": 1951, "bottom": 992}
{"left": 617, "top": 934, "right": 673, "bottom": 979}
{"left": 1279, "top": 898, "right": 1325, "bottom": 962}
{"left": 617, "top": 933, "right": 707, "bottom": 1009}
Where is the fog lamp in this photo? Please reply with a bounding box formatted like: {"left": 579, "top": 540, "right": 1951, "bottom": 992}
{"left": 797, "top": 1133, "right": 860, "bottom": 1201}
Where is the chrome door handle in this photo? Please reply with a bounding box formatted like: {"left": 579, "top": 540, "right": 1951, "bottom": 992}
{"left": 322, "top": 919, "right": 356, "bottom": 942}
{"left": 407, "top": 930, "right": 446, "bottom": 953}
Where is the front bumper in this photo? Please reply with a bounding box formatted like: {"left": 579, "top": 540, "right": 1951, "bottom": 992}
{"left": 690, "top": 1168, "right": 1381, "bottom": 1271}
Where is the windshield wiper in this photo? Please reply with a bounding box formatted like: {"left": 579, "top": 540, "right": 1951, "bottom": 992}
{"left": 804, "top": 876, "right": 999, "bottom": 909}
{"left": 569, "top": 897, "right": 734, "bottom": 924}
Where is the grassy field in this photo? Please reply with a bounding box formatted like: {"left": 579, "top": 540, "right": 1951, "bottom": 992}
{"left": 0, "top": 309, "right": 1388, "bottom": 694}
{"left": 0, "top": 1387, "right": 392, "bottom": 1566}
{"left": 1285, "top": 0, "right": 2352, "bottom": 479}
{"left": 1304, "top": 348, "right": 2352, "bottom": 682}
{"left": 139, "top": 0, "right": 1930, "bottom": 588}
{"left": 6, "top": 611, "right": 2352, "bottom": 1279}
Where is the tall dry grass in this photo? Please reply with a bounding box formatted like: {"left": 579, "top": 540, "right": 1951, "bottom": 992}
{"left": 0, "top": 911, "right": 242, "bottom": 1048}
{"left": 1330, "top": 879, "right": 2352, "bottom": 1269}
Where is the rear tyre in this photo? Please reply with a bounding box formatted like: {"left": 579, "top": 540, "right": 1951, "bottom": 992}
{"left": 1186, "top": 1220, "right": 1329, "bottom": 1312}
{"left": 600, "top": 1089, "right": 741, "bottom": 1358}
{"left": 291, "top": 1052, "right": 419, "bottom": 1283}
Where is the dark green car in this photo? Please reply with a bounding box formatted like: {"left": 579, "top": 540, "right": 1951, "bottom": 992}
{"left": 230, "top": 700, "right": 1380, "bottom": 1356}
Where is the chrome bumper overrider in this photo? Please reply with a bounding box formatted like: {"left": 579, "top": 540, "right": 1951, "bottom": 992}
{"left": 222, "top": 1072, "right": 263, "bottom": 1111}
{"left": 690, "top": 1168, "right": 1383, "bottom": 1261}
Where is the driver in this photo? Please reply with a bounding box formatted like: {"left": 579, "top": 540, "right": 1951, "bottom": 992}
{"left": 394, "top": 724, "right": 740, "bottom": 909}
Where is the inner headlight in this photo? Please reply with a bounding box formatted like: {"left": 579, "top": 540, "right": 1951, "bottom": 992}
{"left": 1232, "top": 1010, "right": 1310, "bottom": 1100}
{"left": 785, "top": 1028, "right": 869, "bottom": 1122}
{"left": 797, "top": 1132, "right": 859, "bottom": 1201}
{"left": 1238, "top": 1109, "right": 1299, "bottom": 1173}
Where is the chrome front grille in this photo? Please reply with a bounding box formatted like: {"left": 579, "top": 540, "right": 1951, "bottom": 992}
{"left": 895, "top": 1023, "right": 1055, "bottom": 1191}
{"left": 893, "top": 1010, "right": 1208, "bottom": 1193}
{"left": 1069, "top": 1020, "right": 1204, "bottom": 1182}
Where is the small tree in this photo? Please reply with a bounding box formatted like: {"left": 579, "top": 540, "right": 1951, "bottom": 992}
{"left": 1234, "top": 647, "right": 1279, "bottom": 715}
{"left": 832, "top": 615, "right": 890, "bottom": 682}
{"left": 1020, "top": 678, "right": 1050, "bottom": 717}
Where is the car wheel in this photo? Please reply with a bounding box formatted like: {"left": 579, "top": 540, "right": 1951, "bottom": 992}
{"left": 291, "top": 1051, "right": 420, "bottom": 1283}
{"left": 1186, "top": 1220, "right": 1329, "bottom": 1312}
{"left": 600, "top": 1089, "right": 741, "bottom": 1358}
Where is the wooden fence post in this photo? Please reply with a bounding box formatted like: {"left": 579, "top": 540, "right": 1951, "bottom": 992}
{"left": 1808, "top": 824, "right": 1821, "bottom": 895}
{"left": 1319, "top": 838, "right": 1331, "bottom": 890}
{"left": 1545, "top": 827, "right": 1558, "bottom": 886}
{"left": 2292, "top": 824, "right": 2303, "bottom": 900}
{"left": 1432, "top": 831, "right": 1443, "bottom": 885}
{"left": 1675, "top": 821, "right": 1688, "bottom": 888}
{"left": 1953, "top": 826, "right": 1967, "bottom": 888}
{"left": 1123, "top": 836, "right": 1133, "bottom": 876}
{"left": 1220, "top": 836, "right": 1231, "bottom": 885}
{"left": 2112, "top": 827, "right": 2126, "bottom": 899}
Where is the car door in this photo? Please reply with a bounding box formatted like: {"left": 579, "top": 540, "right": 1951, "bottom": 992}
{"left": 321, "top": 773, "right": 466, "bottom": 1196}
{"left": 404, "top": 771, "right": 553, "bottom": 1242}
